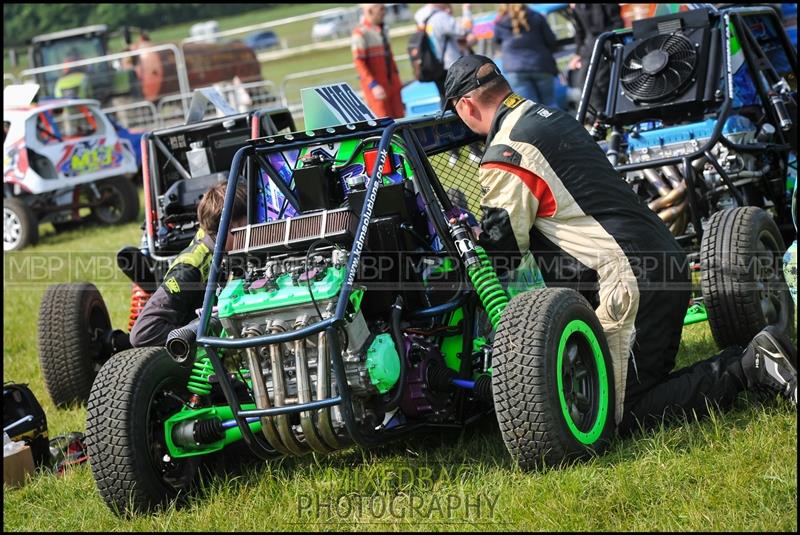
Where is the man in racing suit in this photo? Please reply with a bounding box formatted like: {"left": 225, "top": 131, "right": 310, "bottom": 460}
{"left": 442, "top": 55, "right": 797, "bottom": 433}
{"left": 130, "top": 181, "right": 247, "bottom": 347}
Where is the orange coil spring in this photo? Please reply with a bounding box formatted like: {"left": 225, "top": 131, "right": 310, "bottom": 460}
{"left": 128, "top": 284, "right": 152, "bottom": 331}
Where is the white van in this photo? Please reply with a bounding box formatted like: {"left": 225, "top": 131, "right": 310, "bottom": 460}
{"left": 311, "top": 8, "right": 359, "bottom": 42}
{"left": 189, "top": 20, "right": 220, "bottom": 44}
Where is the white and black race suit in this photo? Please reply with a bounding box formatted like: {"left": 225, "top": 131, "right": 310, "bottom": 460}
{"left": 477, "top": 93, "right": 748, "bottom": 432}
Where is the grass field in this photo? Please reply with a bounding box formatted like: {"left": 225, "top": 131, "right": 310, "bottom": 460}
{"left": 2, "top": 184, "right": 797, "bottom": 531}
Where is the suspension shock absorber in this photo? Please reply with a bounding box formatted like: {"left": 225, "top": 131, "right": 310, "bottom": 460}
{"left": 449, "top": 221, "right": 509, "bottom": 328}
{"left": 127, "top": 283, "right": 152, "bottom": 331}
{"left": 470, "top": 247, "right": 509, "bottom": 328}
{"left": 186, "top": 354, "right": 214, "bottom": 396}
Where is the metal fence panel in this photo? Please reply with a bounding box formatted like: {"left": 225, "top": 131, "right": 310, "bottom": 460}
{"left": 102, "top": 100, "right": 160, "bottom": 131}
{"left": 3, "top": 73, "right": 21, "bottom": 88}
{"left": 156, "top": 79, "right": 281, "bottom": 128}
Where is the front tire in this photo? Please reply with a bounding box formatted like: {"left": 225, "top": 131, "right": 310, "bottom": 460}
{"left": 90, "top": 176, "right": 139, "bottom": 225}
{"left": 38, "top": 282, "right": 112, "bottom": 407}
{"left": 86, "top": 347, "right": 200, "bottom": 515}
{"left": 492, "top": 288, "right": 615, "bottom": 470}
{"left": 4, "top": 197, "right": 38, "bottom": 251}
{"left": 701, "top": 207, "right": 793, "bottom": 349}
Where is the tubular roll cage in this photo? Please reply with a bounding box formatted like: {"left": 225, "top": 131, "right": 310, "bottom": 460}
{"left": 576, "top": 6, "right": 797, "bottom": 242}
{"left": 193, "top": 114, "right": 485, "bottom": 459}
{"left": 141, "top": 107, "right": 295, "bottom": 262}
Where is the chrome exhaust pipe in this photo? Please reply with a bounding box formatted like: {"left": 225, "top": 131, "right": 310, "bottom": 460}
{"left": 643, "top": 167, "right": 671, "bottom": 197}
{"left": 661, "top": 165, "right": 684, "bottom": 189}
{"left": 268, "top": 320, "right": 306, "bottom": 456}
{"left": 669, "top": 207, "right": 688, "bottom": 236}
{"left": 316, "top": 330, "right": 341, "bottom": 449}
{"left": 293, "top": 316, "right": 332, "bottom": 454}
{"left": 658, "top": 198, "right": 688, "bottom": 224}
{"left": 648, "top": 185, "right": 685, "bottom": 213}
{"left": 651, "top": 180, "right": 686, "bottom": 213}
{"left": 661, "top": 165, "right": 689, "bottom": 235}
{"left": 643, "top": 166, "right": 690, "bottom": 235}
{"left": 242, "top": 325, "right": 291, "bottom": 455}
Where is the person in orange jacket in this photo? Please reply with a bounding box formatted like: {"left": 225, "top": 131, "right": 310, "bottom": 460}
{"left": 351, "top": 4, "right": 405, "bottom": 118}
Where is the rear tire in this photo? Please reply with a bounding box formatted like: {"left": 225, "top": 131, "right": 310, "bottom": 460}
{"left": 38, "top": 282, "right": 112, "bottom": 407}
{"left": 492, "top": 288, "right": 615, "bottom": 470}
{"left": 4, "top": 197, "right": 38, "bottom": 251}
{"left": 86, "top": 347, "right": 201, "bottom": 515}
{"left": 90, "top": 176, "right": 139, "bottom": 225}
{"left": 701, "top": 207, "right": 793, "bottom": 349}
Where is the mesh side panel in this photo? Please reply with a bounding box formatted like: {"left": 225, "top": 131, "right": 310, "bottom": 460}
{"left": 428, "top": 142, "right": 485, "bottom": 217}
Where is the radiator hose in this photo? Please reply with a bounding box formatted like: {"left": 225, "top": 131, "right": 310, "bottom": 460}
{"left": 383, "top": 296, "right": 407, "bottom": 411}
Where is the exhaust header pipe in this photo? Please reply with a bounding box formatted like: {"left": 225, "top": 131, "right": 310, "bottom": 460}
{"left": 166, "top": 317, "right": 221, "bottom": 364}
{"left": 165, "top": 322, "right": 198, "bottom": 364}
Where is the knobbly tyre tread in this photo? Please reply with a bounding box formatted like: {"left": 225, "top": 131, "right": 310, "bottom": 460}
{"left": 37, "top": 282, "right": 111, "bottom": 407}
{"left": 90, "top": 176, "right": 140, "bottom": 225}
{"left": 701, "top": 207, "right": 791, "bottom": 349}
{"left": 86, "top": 346, "right": 194, "bottom": 515}
{"left": 491, "top": 288, "right": 615, "bottom": 470}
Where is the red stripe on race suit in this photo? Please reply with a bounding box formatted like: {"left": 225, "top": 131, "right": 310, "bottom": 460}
{"left": 481, "top": 162, "right": 557, "bottom": 217}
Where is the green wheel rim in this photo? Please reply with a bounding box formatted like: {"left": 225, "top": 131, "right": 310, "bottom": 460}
{"left": 556, "top": 319, "right": 609, "bottom": 444}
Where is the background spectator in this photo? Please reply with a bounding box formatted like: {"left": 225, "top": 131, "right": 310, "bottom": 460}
{"left": 568, "top": 3, "right": 623, "bottom": 122}
{"left": 351, "top": 3, "right": 405, "bottom": 118}
{"left": 54, "top": 49, "right": 90, "bottom": 99}
{"left": 414, "top": 3, "right": 476, "bottom": 104}
{"left": 494, "top": 4, "right": 559, "bottom": 107}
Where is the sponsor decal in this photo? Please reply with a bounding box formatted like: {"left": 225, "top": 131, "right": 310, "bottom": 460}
{"left": 4, "top": 139, "right": 28, "bottom": 182}
{"left": 503, "top": 93, "right": 524, "bottom": 109}
{"left": 301, "top": 83, "right": 376, "bottom": 129}
{"left": 346, "top": 148, "right": 386, "bottom": 287}
{"left": 57, "top": 138, "right": 124, "bottom": 177}
{"left": 165, "top": 277, "right": 180, "bottom": 294}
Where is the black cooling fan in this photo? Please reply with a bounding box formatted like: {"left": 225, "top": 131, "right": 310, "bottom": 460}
{"left": 621, "top": 33, "right": 697, "bottom": 103}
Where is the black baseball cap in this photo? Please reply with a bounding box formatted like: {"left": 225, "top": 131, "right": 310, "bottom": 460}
{"left": 439, "top": 55, "right": 503, "bottom": 118}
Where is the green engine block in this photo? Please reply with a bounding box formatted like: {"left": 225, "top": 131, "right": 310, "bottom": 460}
{"left": 217, "top": 267, "right": 346, "bottom": 319}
